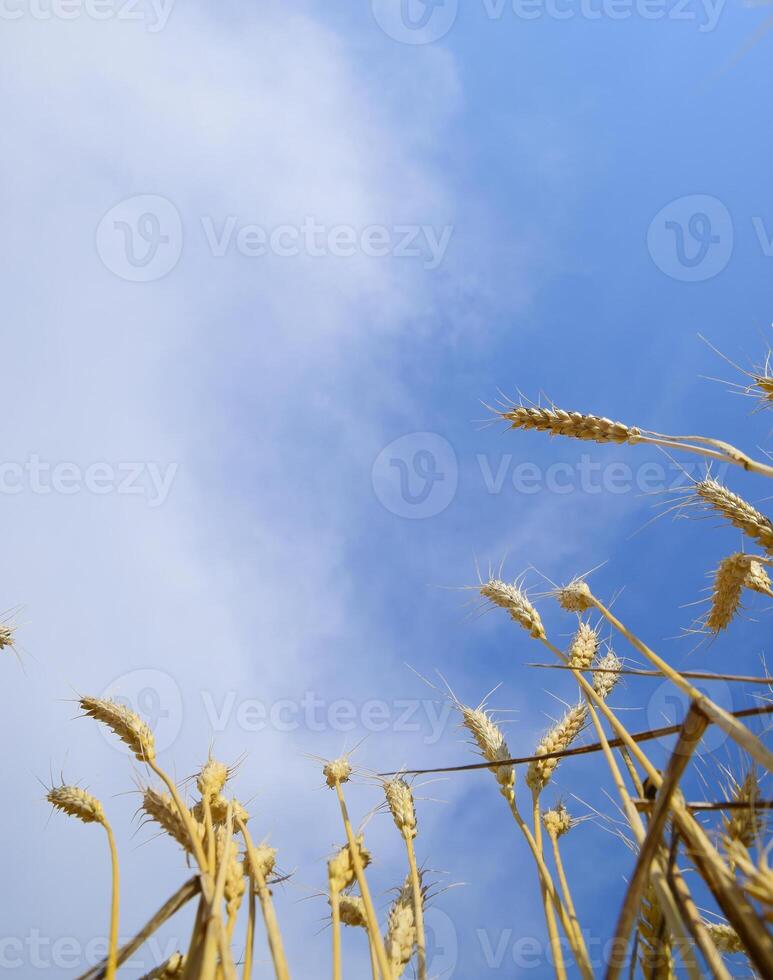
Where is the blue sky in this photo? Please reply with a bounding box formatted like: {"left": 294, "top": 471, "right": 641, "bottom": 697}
{"left": 0, "top": 1, "right": 771, "bottom": 976}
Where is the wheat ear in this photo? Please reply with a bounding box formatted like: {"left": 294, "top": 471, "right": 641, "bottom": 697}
{"left": 706, "top": 553, "right": 773, "bottom": 632}
{"left": 694, "top": 479, "right": 773, "bottom": 551}
{"left": 703, "top": 922, "right": 745, "bottom": 954}
{"left": 566, "top": 622, "right": 598, "bottom": 669}
{"left": 385, "top": 874, "right": 420, "bottom": 978}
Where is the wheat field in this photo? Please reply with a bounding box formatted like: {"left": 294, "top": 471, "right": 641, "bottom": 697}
{"left": 16, "top": 342, "right": 773, "bottom": 979}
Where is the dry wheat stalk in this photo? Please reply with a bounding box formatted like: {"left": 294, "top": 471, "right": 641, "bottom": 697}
{"left": 48, "top": 785, "right": 120, "bottom": 980}
{"left": 694, "top": 479, "right": 773, "bottom": 552}
{"left": 0, "top": 623, "right": 15, "bottom": 652}
{"left": 383, "top": 776, "right": 426, "bottom": 980}
{"left": 566, "top": 622, "right": 598, "bottom": 670}
{"left": 80, "top": 696, "right": 156, "bottom": 762}
{"left": 325, "top": 763, "right": 392, "bottom": 980}
{"left": 481, "top": 577, "right": 546, "bottom": 639}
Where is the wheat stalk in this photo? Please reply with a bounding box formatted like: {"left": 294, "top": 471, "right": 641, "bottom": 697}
{"left": 239, "top": 817, "right": 289, "bottom": 980}
{"left": 48, "top": 785, "right": 120, "bottom": 980}
{"left": 384, "top": 777, "right": 426, "bottom": 980}
{"left": 324, "top": 758, "right": 392, "bottom": 980}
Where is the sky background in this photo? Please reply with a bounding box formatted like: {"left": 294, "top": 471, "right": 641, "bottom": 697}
{"left": 1, "top": 0, "right": 771, "bottom": 976}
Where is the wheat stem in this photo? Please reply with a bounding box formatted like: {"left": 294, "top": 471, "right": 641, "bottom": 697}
{"left": 507, "top": 797, "right": 591, "bottom": 979}
{"left": 330, "top": 887, "right": 342, "bottom": 980}
{"left": 332, "top": 780, "right": 391, "bottom": 980}
{"left": 548, "top": 831, "right": 583, "bottom": 964}
{"left": 532, "top": 789, "right": 566, "bottom": 979}
{"left": 538, "top": 634, "right": 772, "bottom": 975}
{"left": 587, "top": 594, "right": 773, "bottom": 771}
{"left": 149, "top": 761, "right": 210, "bottom": 878}
{"left": 104, "top": 823, "right": 120, "bottom": 980}
{"left": 238, "top": 818, "right": 290, "bottom": 980}
{"left": 242, "top": 889, "right": 256, "bottom": 980}
{"left": 404, "top": 837, "right": 426, "bottom": 980}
